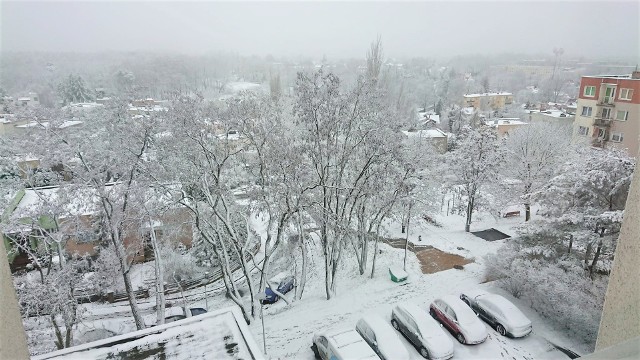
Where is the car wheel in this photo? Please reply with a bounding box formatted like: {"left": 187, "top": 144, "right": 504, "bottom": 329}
{"left": 391, "top": 319, "right": 399, "bottom": 330}
{"left": 497, "top": 324, "right": 507, "bottom": 336}
{"left": 456, "top": 333, "right": 466, "bottom": 344}
{"left": 311, "top": 343, "right": 320, "bottom": 359}
{"left": 429, "top": 308, "right": 437, "bottom": 319}
{"left": 419, "top": 347, "right": 429, "bottom": 359}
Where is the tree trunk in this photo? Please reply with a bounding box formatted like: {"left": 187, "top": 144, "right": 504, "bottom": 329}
{"left": 51, "top": 315, "right": 64, "bottom": 350}
{"left": 370, "top": 222, "right": 382, "bottom": 279}
{"left": 150, "top": 224, "right": 165, "bottom": 326}
{"left": 589, "top": 228, "right": 606, "bottom": 279}
{"left": 567, "top": 234, "right": 573, "bottom": 254}
{"left": 111, "top": 229, "right": 145, "bottom": 330}
{"left": 403, "top": 206, "right": 411, "bottom": 271}
{"left": 465, "top": 196, "right": 474, "bottom": 232}
{"left": 525, "top": 203, "right": 531, "bottom": 222}
{"left": 296, "top": 215, "right": 307, "bottom": 300}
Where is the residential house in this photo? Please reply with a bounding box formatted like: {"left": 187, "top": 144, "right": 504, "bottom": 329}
{"left": 572, "top": 72, "right": 640, "bottom": 157}
{"left": 463, "top": 92, "right": 514, "bottom": 111}
{"left": 403, "top": 128, "right": 448, "bottom": 154}
{"left": 487, "top": 118, "right": 528, "bottom": 139}
{"left": 15, "top": 92, "right": 40, "bottom": 108}
{"left": 3, "top": 184, "right": 193, "bottom": 271}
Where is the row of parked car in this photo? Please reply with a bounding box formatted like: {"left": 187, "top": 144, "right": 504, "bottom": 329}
{"left": 311, "top": 289, "right": 532, "bottom": 360}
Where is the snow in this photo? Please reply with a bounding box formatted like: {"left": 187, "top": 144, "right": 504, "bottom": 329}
{"left": 356, "top": 315, "right": 410, "bottom": 360}
{"left": 321, "top": 328, "right": 378, "bottom": 360}
{"left": 226, "top": 82, "right": 262, "bottom": 93}
{"left": 463, "top": 92, "right": 513, "bottom": 98}
{"left": 488, "top": 118, "right": 527, "bottom": 126}
{"left": 440, "top": 295, "right": 480, "bottom": 326}
{"left": 480, "top": 294, "right": 531, "bottom": 327}
{"left": 403, "top": 129, "right": 447, "bottom": 138}
{"left": 15, "top": 120, "right": 83, "bottom": 129}
{"left": 20, "top": 204, "right": 590, "bottom": 359}
{"left": 32, "top": 306, "right": 263, "bottom": 360}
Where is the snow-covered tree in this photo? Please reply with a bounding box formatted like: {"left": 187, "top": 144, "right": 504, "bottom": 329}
{"left": 447, "top": 125, "right": 504, "bottom": 232}
{"left": 58, "top": 75, "right": 93, "bottom": 105}
{"left": 501, "top": 122, "right": 572, "bottom": 220}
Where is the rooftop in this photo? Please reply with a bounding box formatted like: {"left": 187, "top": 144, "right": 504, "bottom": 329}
{"left": 583, "top": 73, "right": 640, "bottom": 80}
{"left": 464, "top": 92, "right": 513, "bottom": 98}
{"left": 403, "top": 129, "right": 447, "bottom": 139}
{"left": 32, "top": 306, "right": 264, "bottom": 360}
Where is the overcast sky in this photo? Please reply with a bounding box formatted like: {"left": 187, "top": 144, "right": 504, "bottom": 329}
{"left": 1, "top": 1, "right": 639, "bottom": 60}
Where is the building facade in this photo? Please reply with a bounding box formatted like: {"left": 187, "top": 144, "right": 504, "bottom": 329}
{"left": 463, "top": 92, "right": 514, "bottom": 111}
{"left": 572, "top": 72, "right": 640, "bottom": 157}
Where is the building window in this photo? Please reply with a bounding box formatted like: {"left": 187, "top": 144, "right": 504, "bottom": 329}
{"left": 581, "top": 106, "right": 592, "bottom": 117}
{"left": 619, "top": 88, "right": 634, "bottom": 100}
{"left": 611, "top": 132, "right": 624, "bottom": 142}
{"left": 615, "top": 110, "right": 629, "bottom": 121}
{"left": 601, "top": 108, "right": 612, "bottom": 119}
{"left": 578, "top": 126, "right": 589, "bottom": 136}
{"left": 583, "top": 85, "right": 596, "bottom": 97}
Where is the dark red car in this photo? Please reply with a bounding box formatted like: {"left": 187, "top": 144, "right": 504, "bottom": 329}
{"left": 429, "top": 295, "right": 488, "bottom": 345}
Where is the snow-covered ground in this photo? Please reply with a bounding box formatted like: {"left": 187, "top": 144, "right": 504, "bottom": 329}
{"left": 23, "top": 205, "right": 591, "bottom": 359}
{"left": 243, "top": 207, "right": 586, "bottom": 359}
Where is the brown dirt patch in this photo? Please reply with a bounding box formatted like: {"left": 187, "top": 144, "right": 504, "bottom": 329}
{"left": 383, "top": 237, "right": 474, "bottom": 274}
{"left": 416, "top": 248, "right": 473, "bottom": 274}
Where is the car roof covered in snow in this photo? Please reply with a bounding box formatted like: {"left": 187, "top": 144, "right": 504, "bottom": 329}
{"left": 357, "top": 315, "right": 410, "bottom": 360}
{"left": 397, "top": 303, "right": 443, "bottom": 337}
{"left": 323, "top": 328, "right": 379, "bottom": 360}
{"left": 461, "top": 288, "right": 490, "bottom": 300}
{"left": 478, "top": 294, "right": 530, "bottom": 324}
{"left": 440, "top": 295, "right": 479, "bottom": 325}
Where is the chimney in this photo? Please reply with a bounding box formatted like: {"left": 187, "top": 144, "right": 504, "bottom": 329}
{"left": 632, "top": 70, "right": 640, "bottom": 79}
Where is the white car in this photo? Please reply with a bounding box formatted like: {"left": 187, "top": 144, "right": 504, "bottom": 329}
{"left": 356, "top": 315, "right": 411, "bottom": 360}
{"left": 460, "top": 289, "right": 532, "bottom": 338}
{"left": 430, "top": 295, "right": 488, "bottom": 345}
{"left": 391, "top": 303, "right": 454, "bottom": 360}
{"left": 312, "top": 328, "right": 379, "bottom": 360}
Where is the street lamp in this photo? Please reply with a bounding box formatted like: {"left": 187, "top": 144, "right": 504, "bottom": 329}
{"left": 203, "top": 271, "right": 210, "bottom": 311}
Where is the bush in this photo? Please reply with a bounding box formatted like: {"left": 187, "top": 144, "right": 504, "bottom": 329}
{"left": 485, "top": 242, "right": 607, "bottom": 348}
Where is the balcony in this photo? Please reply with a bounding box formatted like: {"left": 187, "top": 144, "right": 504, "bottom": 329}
{"left": 592, "top": 137, "right": 607, "bottom": 148}
{"left": 594, "top": 118, "right": 612, "bottom": 127}
{"left": 597, "top": 100, "right": 615, "bottom": 107}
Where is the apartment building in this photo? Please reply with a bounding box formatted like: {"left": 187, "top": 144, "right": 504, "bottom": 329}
{"left": 572, "top": 72, "right": 640, "bottom": 157}
{"left": 462, "top": 92, "right": 514, "bottom": 111}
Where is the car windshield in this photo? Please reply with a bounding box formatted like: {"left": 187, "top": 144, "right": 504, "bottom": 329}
{"left": 448, "top": 300, "right": 477, "bottom": 325}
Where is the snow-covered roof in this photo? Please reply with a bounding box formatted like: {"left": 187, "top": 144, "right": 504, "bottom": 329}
{"left": 403, "top": 129, "right": 447, "bottom": 139}
{"left": 323, "top": 328, "right": 378, "bottom": 360}
{"left": 17, "top": 97, "right": 32, "bottom": 101}
{"left": 10, "top": 185, "right": 106, "bottom": 220}
{"left": 529, "top": 109, "right": 573, "bottom": 118}
{"left": 226, "top": 82, "right": 262, "bottom": 93}
{"left": 32, "top": 306, "right": 264, "bottom": 360}
{"left": 15, "top": 120, "right": 83, "bottom": 129}
{"left": 464, "top": 92, "right": 513, "bottom": 98}
{"left": 488, "top": 119, "right": 527, "bottom": 126}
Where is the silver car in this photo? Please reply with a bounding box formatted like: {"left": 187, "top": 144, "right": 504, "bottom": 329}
{"left": 460, "top": 289, "right": 532, "bottom": 338}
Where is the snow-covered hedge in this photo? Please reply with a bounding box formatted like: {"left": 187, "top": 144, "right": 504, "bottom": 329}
{"left": 486, "top": 241, "right": 607, "bottom": 348}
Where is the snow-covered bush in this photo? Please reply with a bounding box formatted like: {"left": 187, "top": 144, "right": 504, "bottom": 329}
{"left": 161, "top": 246, "right": 202, "bottom": 283}
{"left": 486, "top": 233, "right": 608, "bottom": 347}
